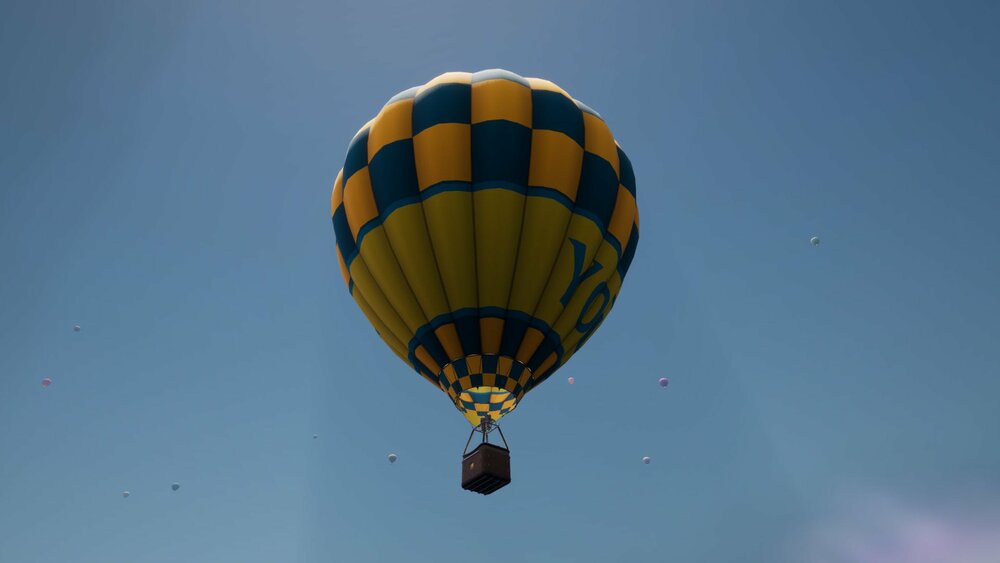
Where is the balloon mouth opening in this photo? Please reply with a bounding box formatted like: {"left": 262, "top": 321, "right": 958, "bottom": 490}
{"left": 457, "top": 386, "right": 519, "bottom": 426}
{"left": 437, "top": 354, "right": 533, "bottom": 426}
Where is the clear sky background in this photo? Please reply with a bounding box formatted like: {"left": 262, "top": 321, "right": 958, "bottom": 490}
{"left": 2, "top": 1, "right": 999, "bottom": 562}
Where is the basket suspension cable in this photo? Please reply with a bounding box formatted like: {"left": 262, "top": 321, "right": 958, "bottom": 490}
{"left": 495, "top": 423, "right": 509, "bottom": 450}
{"left": 463, "top": 416, "right": 510, "bottom": 456}
{"left": 463, "top": 425, "right": 477, "bottom": 456}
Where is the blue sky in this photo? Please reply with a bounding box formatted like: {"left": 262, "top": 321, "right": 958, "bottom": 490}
{"left": 2, "top": 1, "right": 998, "bottom": 562}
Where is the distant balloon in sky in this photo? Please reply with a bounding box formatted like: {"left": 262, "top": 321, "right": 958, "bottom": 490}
{"left": 388, "top": 453, "right": 397, "bottom": 463}
{"left": 313, "top": 434, "right": 318, "bottom": 439}
{"left": 171, "top": 483, "right": 180, "bottom": 491}
{"left": 810, "top": 236, "right": 820, "bottom": 246}
{"left": 567, "top": 377, "right": 575, "bottom": 385}
{"left": 41, "top": 378, "right": 52, "bottom": 387}
{"left": 642, "top": 456, "right": 651, "bottom": 464}
{"left": 658, "top": 377, "right": 669, "bottom": 388}
{"left": 122, "top": 491, "right": 130, "bottom": 498}
{"left": 73, "top": 325, "right": 81, "bottom": 332}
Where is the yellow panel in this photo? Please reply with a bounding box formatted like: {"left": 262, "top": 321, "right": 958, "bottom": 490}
{"left": 515, "top": 327, "right": 546, "bottom": 365}
{"left": 368, "top": 98, "right": 413, "bottom": 158}
{"left": 413, "top": 123, "right": 472, "bottom": 190}
{"left": 442, "top": 363, "right": 458, "bottom": 385}
{"left": 582, "top": 112, "right": 620, "bottom": 178}
{"left": 415, "top": 345, "right": 441, "bottom": 376}
{"left": 607, "top": 185, "right": 637, "bottom": 249}
{"left": 471, "top": 79, "right": 531, "bottom": 127}
{"left": 421, "top": 192, "right": 477, "bottom": 311}
{"left": 482, "top": 372, "right": 496, "bottom": 387}
{"left": 355, "top": 225, "right": 427, "bottom": 333}
{"left": 474, "top": 189, "right": 525, "bottom": 308}
{"left": 534, "top": 352, "right": 558, "bottom": 381}
{"left": 466, "top": 354, "right": 482, "bottom": 375}
{"left": 532, "top": 215, "right": 605, "bottom": 326}
{"left": 351, "top": 288, "right": 408, "bottom": 363}
{"left": 502, "top": 377, "right": 518, "bottom": 394}
{"left": 497, "top": 356, "right": 513, "bottom": 376}
{"left": 382, "top": 204, "right": 451, "bottom": 321}
{"left": 606, "top": 270, "right": 623, "bottom": 299}
{"left": 506, "top": 197, "right": 572, "bottom": 313}
{"left": 346, "top": 257, "right": 414, "bottom": 347}
{"left": 552, "top": 239, "right": 621, "bottom": 338}
{"left": 458, "top": 376, "right": 472, "bottom": 389}
{"left": 462, "top": 410, "right": 481, "bottom": 426}
{"left": 518, "top": 365, "right": 533, "bottom": 386}
{"left": 561, "top": 271, "right": 623, "bottom": 359}
{"left": 434, "top": 323, "right": 464, "bottom": 361}
{"left": 331, "top": 169, "right": 344, "bottom": 215}
{"left": 480, "top": 317, "right": 504, "bottom": 355}
{"left": 526, "top": 77, "right": 570, "bottom": 97}
{"left": 336, "top": 247, "right": 350, "bottom": 287}
{"left": 418, "top": 72, "right": 472, "bottom": 94}
{"left": 528, "top": 130, "right": 583, "bottom": 201}
{"left": 352, "top": 118, "right": 375, "bottom": 142}
{"left": 343, "top": 167, "right": 378, "bottom": 239}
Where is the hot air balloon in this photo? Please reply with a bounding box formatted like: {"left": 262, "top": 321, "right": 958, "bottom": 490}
{"left": 658, "top": 377, "right": 669, "bottom": 388}
{"left": 122, "top": 491, "right": 130, "bottom": 498}
{"left": 642, "top": 456, "right": 651, "bottom": 464}
{"left": 388, "top": 453, "right": 398, "bottom": 463}
{"left": 331, "top": 69, "right": 639, "bottom": 495}
{"left": 810, "top": 236, "right": 820, "bottom": 246}
{"left": 567, "top": 377, "right": 575, "bottom": 385}
{"left": 73, "top": 325, "right": 81, "bottom": 332}
{"left": 171, "top": 483, "right": 180, "bottom": 491}
{"left": 41, "top": 377, "right": 52, "bottom": 387}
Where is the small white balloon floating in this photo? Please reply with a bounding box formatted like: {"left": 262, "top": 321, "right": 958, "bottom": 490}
{"left": 73, "top": 325, "right": 81, "bottom": 332}
{"left": 658, "top": 377, "right": 669, "bottom": 388}
{"left": 642, "top": 456, "right": 651, "bottom": 465}
{"left": 810, "top": 236, "right": 820, "bottom": 246}
{"left": 567, "top": 376, "right": 575, "bottom": 385}
{"left": 171, "top": 483, "right": 180, "bottom": 491}
{"left": 387, "top": 453, "right": 398, "bottom": 463}
{"left": 122, "top": 491, "right": 130, "bottom": 498}
{"left": 41, "top": 377, "right": 52, "bottom": 388}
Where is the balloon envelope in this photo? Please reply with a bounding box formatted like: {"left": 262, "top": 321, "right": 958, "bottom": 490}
{"left": 41, "top": 378, "right": 51, "bottom": 387}
{"left": 567, "top": 377, "right": 575, "bottom": 385}
{"left": 658, "top": 377, "right": 669, "bottom": 388}
{"left": 810, "top": 236, "right": 820, "bottom": 246}
{"left": 331, "top": 69, "right": 640, "bottom": 428}
{"left": 388, "top": 453, "right": 398, "bottom": 463}
{"left": 73, "top": 325, "right": 81, "bottom": 332}
{"left": 642, "top": 456, "right": 651, "bottom": 464}
{"left": 171, "top": 483, "right": 180, "bottom": 491}
{"left": 122, "top": 491, "right": 130, "bottom": 498}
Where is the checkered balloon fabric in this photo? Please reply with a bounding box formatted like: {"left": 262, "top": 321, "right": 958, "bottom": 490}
{"left": 331, "top": 69, "right": 639, "bottom": 426}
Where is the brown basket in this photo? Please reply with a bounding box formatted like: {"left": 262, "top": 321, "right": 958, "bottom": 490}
{"left": 461, "top": 443, "right": 511, "bottom": 495}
